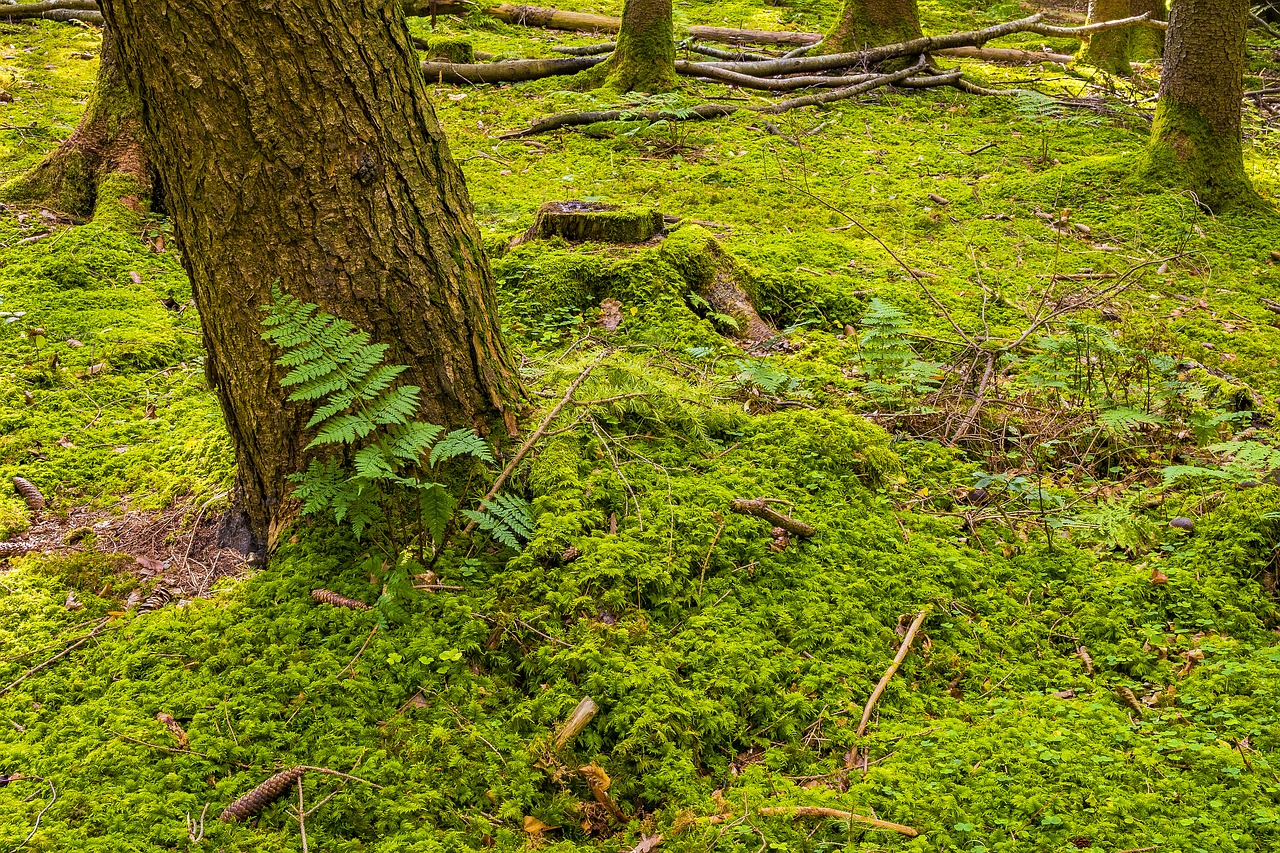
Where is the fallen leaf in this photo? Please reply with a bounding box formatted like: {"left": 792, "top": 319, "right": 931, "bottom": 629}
{"left": 523, "top": 816, "right": 556, "bottom": 836}
{"left": 1150, "top": 567, "right": 1168, "bottom": 584}
{"left": 135, "top": 555, "right": 166, "bottom": 573}
{"left": 129, "top": 271, "right": 142, "bottom": 286}
{"left": 599, "top": 297, "right": 623, "bottom": 332}
{"left": 57, "top": 435, "right": 74, "bottom": 448}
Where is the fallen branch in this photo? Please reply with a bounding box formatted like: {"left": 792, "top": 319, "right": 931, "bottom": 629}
{"left": 421, "top": 55, "right": 604, "bottom": 84}
{"left": 698, "top": 13, "right": 1152, "bottom": 78}
{"left": 462, "top": 349, "right": 610, "bottom": 536}
{"left": 729, "top": 498, "right": 816, "bottom": 538}
{"left": 935, "top": 45, "right": 1074, "bottom": 64}
{"left": 504, "top": 62, "right": 930, "bottom": 136}
{"left": 757, "top": 806, "right": 918, "bottom": 837}
{"left": 552, "top": 41, "right": 615, "bottom": 56}
{"left": 846, "top": 608, "right": 930, "bottom": 770}
{"left": 0, "top": 0, "right": 102, "bottom": 23}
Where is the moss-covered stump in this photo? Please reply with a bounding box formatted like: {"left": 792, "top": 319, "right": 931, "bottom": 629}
{"left": 0, "top": 29, "right": 151, "bottom": 226}
{"left": 426, "top": 36, "right": 474, "bottom": 64}
{"left": 516, "top": 201, "right": 665, "bottom": 245}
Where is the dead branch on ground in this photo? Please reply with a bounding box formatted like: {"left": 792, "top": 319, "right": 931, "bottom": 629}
{"left": 730, "top": 498, "right": 816, "bottom": 538}
{"left": 845, "top": 608, "right": 930, "bottom": 770}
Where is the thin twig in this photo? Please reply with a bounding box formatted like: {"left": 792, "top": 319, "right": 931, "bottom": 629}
{"left": 846, "top": 608, "right": 930, "bottom": 770}
{"left": 462, "top": 349, "right": 609, "bottom": 536}
{"left": 0, "top": 618, "right": 110, "bottom": 697}
{"left": 8, "top": 778, "right": 56, "bottom": 853}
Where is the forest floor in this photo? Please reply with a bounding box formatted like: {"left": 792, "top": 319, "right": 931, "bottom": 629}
{"left": 3, "top": 1, "right": 1280, "bottom": 851}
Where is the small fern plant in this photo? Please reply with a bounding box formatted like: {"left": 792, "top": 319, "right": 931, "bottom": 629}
{"left": 260, "top": 285, "right": 532, "bottom": 621}
{"left": 856, "top": 299, "right": 941, "bottom": 405}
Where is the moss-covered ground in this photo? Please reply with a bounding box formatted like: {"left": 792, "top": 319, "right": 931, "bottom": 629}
{"left": 4, "top": 3, "right": 1280, "bottom": 851}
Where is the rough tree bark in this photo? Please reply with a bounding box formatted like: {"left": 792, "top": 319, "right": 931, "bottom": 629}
{"left": 95, "top": 0, "right": 522, "bottom": 547}
{"left": 822, "top": 0, "right": 923, "bottom": 54}
{"left": 1128, "top": 0, "right": 1167, "bottom": 58}
{"left": 0, "top": 29, "right": 151, "bottom": 224}
{"left": 1079, "top": 0, "right": 1133, "bottom": 74}
{"left": 577, "top": 0, "right": 678, "bottom": 92}
{"left": 1138, "top": 0, "right": 1257, "bottom": 211}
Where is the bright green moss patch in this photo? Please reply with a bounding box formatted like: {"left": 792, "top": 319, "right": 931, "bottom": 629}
{"left": 4, "top": 7, "right": 1280, "bottom": 853}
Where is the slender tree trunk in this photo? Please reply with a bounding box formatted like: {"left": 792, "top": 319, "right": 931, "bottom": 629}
{"left": 1080, "top": 0, "right": 1133, "bottom": 74}
{"left": 1138, "top": 0, "right": 1257, "bottom": 211}
{"left": 579, "top": 0, "right": 677, "bottom": 92}
{"left": 0, "top": 28, "right": 151, "bottom": 225}
{"left": 1129, "top": 0, "right": 1167, "bottom": 59}
{"left": 96, "top": 0, "right": 522, "bottom": 547}
{"left": 821, "top": 0, "right": 922, "bottom": 54}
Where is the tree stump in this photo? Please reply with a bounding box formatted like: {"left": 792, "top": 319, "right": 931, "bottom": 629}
{"left": 515, "top": 201, "right": 665, "bottom": 245}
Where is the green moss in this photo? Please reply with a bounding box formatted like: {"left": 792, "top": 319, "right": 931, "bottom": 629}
{"left": 427, "top": 36, "right": 475, "bottom": 64}
{"left": 0, "top": 492, "right": 29, "bottom": 539}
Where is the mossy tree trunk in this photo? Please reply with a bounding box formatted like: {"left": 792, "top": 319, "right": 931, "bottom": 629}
{"left": 96, "top": 0, "right": 522, "bottom": 547}
{"left": 1080, "top": 0, "right": 1133, "bottom": 74}
{"left": 1129, "top": 0, "right": 1167, "bottom": 59}
{"left": 1137, "top": 0, "right": 1257, "bottom": 212}
{"left": 579, "top": 0, "right": 677, "bottom": 92}
{"left": 821, "top": 0, "right": 922, "bottom": 54}
{"left": 0, "top": 28, "right": 151, "bottom": 225}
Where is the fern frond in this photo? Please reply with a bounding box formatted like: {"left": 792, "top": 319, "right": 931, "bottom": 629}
{"left": 429, "top": 429, "right": 495, "bottom": 466}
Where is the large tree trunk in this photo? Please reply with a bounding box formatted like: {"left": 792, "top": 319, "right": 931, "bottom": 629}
{"left": 578, "top": 0, "right": 677, "bottom": 92}
{"left": 1079, "top": 0, "right": 1133, "bottom": 74}
{"left": 821, "top": 0, "right": 922, "bottom": 54}
{"left": 1128, "top": 0, "right": 1167, "bottom": 59}
{"left": 0, "top": 28, "right": 151, "bottom": 225}
{"left": 95, "top": 0, "right": 522, "bottom": 548}
{"left": 1138, "top": 0, "right": 1257, "bottom": 212}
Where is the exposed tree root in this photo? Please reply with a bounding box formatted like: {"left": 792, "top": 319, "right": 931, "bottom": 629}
{"left": 501, "top": 62, "right": 968, "bottom": 137}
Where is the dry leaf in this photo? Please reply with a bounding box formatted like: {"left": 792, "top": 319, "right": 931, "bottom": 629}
{"left": 523, "top": 816, "right": 555, "bottom": 836}
{"left": 129, "top": 271, "right": 142, "bottom": 286}
{"left": 135, "top": 555, "right": 166, "bottom": 573}
{"left": 1150, "top": 566, "right": 1168, "bottom": 584}
{"left": 600, "top": 298, "right": 623, "bottom": 332}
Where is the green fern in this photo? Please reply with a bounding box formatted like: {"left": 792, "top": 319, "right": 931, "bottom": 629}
{"left": 260, "top": 286, "right": 530, "bottom": 622}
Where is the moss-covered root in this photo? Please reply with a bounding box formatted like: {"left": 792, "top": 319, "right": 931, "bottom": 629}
{"left": 820, "top": 0, "right": 923, "bottom": 55}
{"left": 0, "top": 28, "right": 152, "bottom": 228}
{"left": 1079, "top": 0, "right": 1133, "bottom": 76}
{"left": 661, "top": 226, "right": 776, "bottom": 342}
{"left": 1135, "top": 0, "right": 1260, "bottom": 212}
{"left": 574, "top": 0, "right": 678, "bottom": 92}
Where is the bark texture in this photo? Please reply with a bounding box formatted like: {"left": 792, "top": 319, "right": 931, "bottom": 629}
{"left": 1129, "top": 0, "right": 1167, "bottom": 58}
{"left": 1139, "top": 0, "right": 1257, "bottom": 211}
{"left": 96, "top": 0, "right": 522, "bottom": 547}
{"left": 1080, "top": 0, "right": 1133, "bottom": 74}
{"left": 579, "top": 0, "right": 678, "bottom": 91}
{"left": 0, "top": 29, "right": 151, "bottom": 224}
{"left": 822, "top": 0, "right": 923, "bottom": 54}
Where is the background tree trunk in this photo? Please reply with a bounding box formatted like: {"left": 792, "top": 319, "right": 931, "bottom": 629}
{"left": 578, "top": 0, "right": 677, "bottom": 91}
{"left": 821, "top": 0, "right": 922, "bottom": 54}
{"left": 0, "top": 28, "right": 151, "bottom": 225}
{"left": 1129, "top": 0, "right": 1167, "bottom": 59}
{"left": 1138, "top": 0, "right": 1257, "bottom": 211}
{"left": 96, "top": 0, "right": 522, "bottom": 547}
{"left": 1079, "top": 0, "right": 1133, "bottom": 74}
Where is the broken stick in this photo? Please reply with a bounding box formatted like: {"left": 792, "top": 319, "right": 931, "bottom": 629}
{"left": 729, "top": 498, "right": 815, "bottom": 538}
{"left": 846, "top": 607, "right": 930, "bottom": 769}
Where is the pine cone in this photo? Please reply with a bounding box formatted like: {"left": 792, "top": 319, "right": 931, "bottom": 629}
{"left": 219, "top": 767, "right": 306, "bottom": 822}
{"left": 138, "top": 586, "right": 175, "bottom": 614}
{"left": 311, "top": 588, "right": 371, "bottom": 610}
{"left": 156, "top": 712, "right": 189, "bottom": 749}
{"left": 12, "top": 476, "right": 44, "bottom": 511}
{"left": 0, "top": 541, "right": 33, "bottom": 558}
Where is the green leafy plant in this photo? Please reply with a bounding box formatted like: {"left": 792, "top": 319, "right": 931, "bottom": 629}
{"left": 854, "top": 299, "right": 942, "bottom": 404}
{"left": 260, "top": 285, "right": 532, "bottom": 623}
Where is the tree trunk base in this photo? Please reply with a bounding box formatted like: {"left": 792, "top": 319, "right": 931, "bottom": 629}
{"left": 1136, "top": 101, "right": 1261, "bottom": 213}
{"left": 0, "top": 30, "right": 151, "bottom": 227}
{"left": 514, "top": 201, "right": 666, "bottom": 245}
{"left": 572, "top": 52, "right": 680, "bottom": 93}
